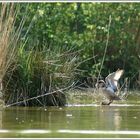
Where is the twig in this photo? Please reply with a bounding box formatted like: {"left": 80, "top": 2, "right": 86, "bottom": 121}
{"left": 76, "top": 55, "right": 97, "bottom": 68}
{"left": 97, "top": 15, "right": 112, "bottom": 82}
{"left": 5, "top": 82, "right": 75, "bottom": 107}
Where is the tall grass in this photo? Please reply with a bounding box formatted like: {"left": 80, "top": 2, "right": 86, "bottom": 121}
{"left": 0, "top": 3, "right": 79, "bottom": 107}
{"left": 5, "top": 45, "right": 78, "bottom": 106}
{"left": 0, "top": 3, "right": 26, "bottom": 105}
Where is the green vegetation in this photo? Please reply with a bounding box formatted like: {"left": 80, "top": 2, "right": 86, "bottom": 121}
{"left": 0, "top": 3, "right": 140, "bottom": 106}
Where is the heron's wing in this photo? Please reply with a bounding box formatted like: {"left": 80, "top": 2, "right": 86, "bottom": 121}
{"left": 113, "top": 69, "right": 124, "bottom": 81}
{"left": 103, "top": 87, "right": 121, "bottom": 100}
{"left": 105, "top": 69, "right": 124, "bottom": 91}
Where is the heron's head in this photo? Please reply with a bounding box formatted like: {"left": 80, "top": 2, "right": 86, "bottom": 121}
{"left": 95, "top": 80, "right": 106, "bottom": 89}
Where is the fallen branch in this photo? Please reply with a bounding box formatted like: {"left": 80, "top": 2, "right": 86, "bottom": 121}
{"left": 5, "top": 82, "right": 75, "bottom": 107}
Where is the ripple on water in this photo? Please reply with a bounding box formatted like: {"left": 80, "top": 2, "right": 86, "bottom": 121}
{"left": 0, "top": 129, "right": 140, "bottom": 135}
{"left": 58, "top": 129, "right": 140, "bottom": 135}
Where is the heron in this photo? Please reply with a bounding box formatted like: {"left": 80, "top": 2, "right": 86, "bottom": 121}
{"left": 95, "top": 69, "right": 124, "bottom": 105}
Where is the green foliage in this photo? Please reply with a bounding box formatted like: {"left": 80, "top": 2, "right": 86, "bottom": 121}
{"left": 5, "top": 41, "right": 78, "bottom": 106}
{"left": 4, "top": 3, "right": 140, "bottom": 106}
{"left": 17, "top": 3, "right": 140, "bottom": 83}
{"left": 16, "top": 3, "right": 140, "bottom": 83}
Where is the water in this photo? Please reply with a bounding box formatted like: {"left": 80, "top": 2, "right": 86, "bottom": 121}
{"left": 0, "top": 94, "right": 140, "bottom": 138}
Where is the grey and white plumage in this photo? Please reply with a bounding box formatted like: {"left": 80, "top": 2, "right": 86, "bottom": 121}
{"left": 96, "top": 69, "right": 124, "bottom": 105}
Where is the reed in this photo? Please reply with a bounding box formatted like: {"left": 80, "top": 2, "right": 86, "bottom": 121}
{"left": 0, "top": 3, "right": 26, "bottom": 105}
{"left": 0, "top": 3, "right": 18, "bottom": 104}
{"left": 5, "top": 45, "right": 78, "bottom": 106}
{"left": 1, "top": 4, "right": 80, "bottom": 107}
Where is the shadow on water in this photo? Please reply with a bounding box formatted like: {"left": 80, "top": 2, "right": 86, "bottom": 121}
{"left": 0, "top": 92, "right": 140, "bottom": 138}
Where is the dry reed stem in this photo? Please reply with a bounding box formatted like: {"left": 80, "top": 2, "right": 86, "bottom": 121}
{"left": 97, "top": 15, "right": 112, "bottom": 82}
{"left": 0, "top": 3, "right": 26, "bottom": 104}
{"left": 0, "top": 4, "right": 15, "bottom": 80}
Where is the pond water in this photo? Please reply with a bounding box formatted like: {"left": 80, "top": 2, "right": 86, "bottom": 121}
{"left": 0, "top": 93, "right": 140, "bottom": 138}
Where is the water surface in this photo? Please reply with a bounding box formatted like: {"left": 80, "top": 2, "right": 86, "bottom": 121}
{"left": 0, "top": 94, "right": 140, "bottom": 138}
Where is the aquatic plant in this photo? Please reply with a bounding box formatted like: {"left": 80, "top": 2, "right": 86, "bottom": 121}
{"left": 5, "top": 45, "right": 78, "bottom": 106}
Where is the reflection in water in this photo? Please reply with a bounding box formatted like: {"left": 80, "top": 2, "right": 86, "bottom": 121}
{"left": 20, "top": 129, "right": 51, "bottom": 134}
{"left": 58, "top": 129, "right": 140, "bottom": 135}
{"left": 98, "top": 106, "right": 121, "bottom": 130}
{"left": 0, "top": 103, "right": 140, "bottom": 138}
{"left": 114, "top": 109, "right": 121, "bottom": 130}
{"left": 0, "top": 129, "right": 9, "bottom": 133}
{"left": 0, "top": 129, "right": 140, "bottom": 135}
